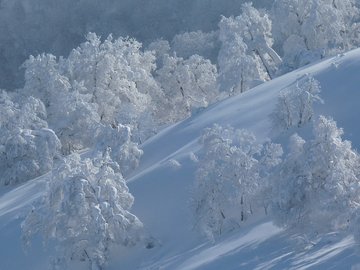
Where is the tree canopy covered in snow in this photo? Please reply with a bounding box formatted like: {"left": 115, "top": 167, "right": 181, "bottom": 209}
{"left": 193, "top": 124, "right": 282, "bottom": 239}
{"left": 271, "top": 116, "right": 360, "bottom": 236}
{"left": 22, "top": 152, "right": 143, "bottom": 270}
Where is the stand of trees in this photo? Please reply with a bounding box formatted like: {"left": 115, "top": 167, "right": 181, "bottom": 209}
{"left": 193, "top": 124, "right": 282, "bottom": 239}
{"left": 0, "top": 0, "right": 359, "bottom": 268}
{"left": 192, "top": 76, "right": 360, "bottom": 248}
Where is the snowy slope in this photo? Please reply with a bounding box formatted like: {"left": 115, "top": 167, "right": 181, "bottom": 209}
{"left": 2, "top": 49, "right": 360, "bottom": 269}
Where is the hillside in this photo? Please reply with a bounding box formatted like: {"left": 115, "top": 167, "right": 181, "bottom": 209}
{"left": 1, "top": 48, "right": 360, "bottom": 269}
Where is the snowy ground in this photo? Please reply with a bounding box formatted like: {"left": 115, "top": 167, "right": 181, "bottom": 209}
{"left": 2, "top": 49, "right": 360, "bottom": 269}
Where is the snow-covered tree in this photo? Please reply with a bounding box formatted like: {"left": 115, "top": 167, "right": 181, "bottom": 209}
{"left": 155, "top": 53, "right": 218, "bottom": 123}
{"left": 270, "top": 133, "right": 310, "bottom": 229}
{"left": 217, "top": 27, "right": 258, "bottom": 94}
{"left": 20, "top": 33, "right": 166, "bottom": 149}
{"left": 63, "top": 33, "right": 160, "bottom": 127}
{"left": 272, "top": 0, "right": 359, "bottom": 70}
{"left": 147, "top": 39, "right": 171, "bottom": 68}
{"left": 20, "top": 54, "right": 100, "bottom": 153}
{"left": 218, "top": 4, "right": 277, "bottom": 94}
{"left": 0, "top": 91, "right": 61, "bottom": 185}
{"left": 22, "top": 54, "right": 70, "bottom": 109}
{"left": 271, "top": 75, "right": 322, "bottom": 132}
{"left": 257, "top": 140, "right": 284, "bottom": 214}
{"left": 271, "top": 116, "right": 360, "bottom": 235}
{"left": 96, "top": 124, "right": 143, "bottom": 177}
{"left": 234, "top": 3, "right": 281, "bottom": 79}
{"left": 1, "top": 128, "right": 61, "bottom": 186}
{"left": 0, "top": 91, "right": 47, "bottom": 145}
{"left": 22, "top": 152, "right": 143, "bottom": 270}
{"left": 53, "top": 86, "right": 101, "bottom": 155}
{"left": 193, "top": 124, "right": 282, "bottom": 239}
{"left": 60, "top": 33, "right": 164, "bottom": 143}
{"left": 310, "top": 116, "right": 360, "bottom": 232}
{"left": 21, "top": 55, "right": 101, "bottom": 153}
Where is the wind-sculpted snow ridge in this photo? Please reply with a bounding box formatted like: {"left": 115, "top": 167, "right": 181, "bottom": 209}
{"left": 2, "top": 49, "right": 360, "bottom": 269}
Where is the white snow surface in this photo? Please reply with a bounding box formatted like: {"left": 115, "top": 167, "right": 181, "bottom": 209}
{"left": 2, "top": 49, "right": 360, "bottom": 269}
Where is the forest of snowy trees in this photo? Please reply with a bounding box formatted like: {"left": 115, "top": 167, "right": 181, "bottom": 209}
{"left": 1, "top": 0, "right": 360, "bottom": 269}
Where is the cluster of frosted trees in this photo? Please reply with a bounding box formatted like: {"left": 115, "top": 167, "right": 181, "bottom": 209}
{"left": 0, "top": 0, "right": 263, "bottom": 89}
{"left": 271, "top": 117, "right": 360, "bottom": 235}
{"left": 1, "top": 0, "right": 358, "bottom": 91}
{"left": 0, "top": 28, "right": 219, "bottom": 270}
{"left": 2, "top": 0, "right": 357, "bottom": 186}
{"left": 217, "top": 0, "right": 359, "bottom": 93}
{"left": 0, "top": 32, "right": 219, "bottom": 185}
{"left": 0, "top": 0, "right": 359, "bottom": 268}
{"left": 170, "top": 0, "right": 359, "bottom": 94}
{"left": 193, "top": 124, "right": 282, "bottom": 239}
{"left": 6, "top": 32, "right": 218, "bottom": 270}
{"left": 1, "top": 1, "right": 359, "bottom": 184}
{"left": 194, "top": 77, "right": 360, "bottom": 244}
